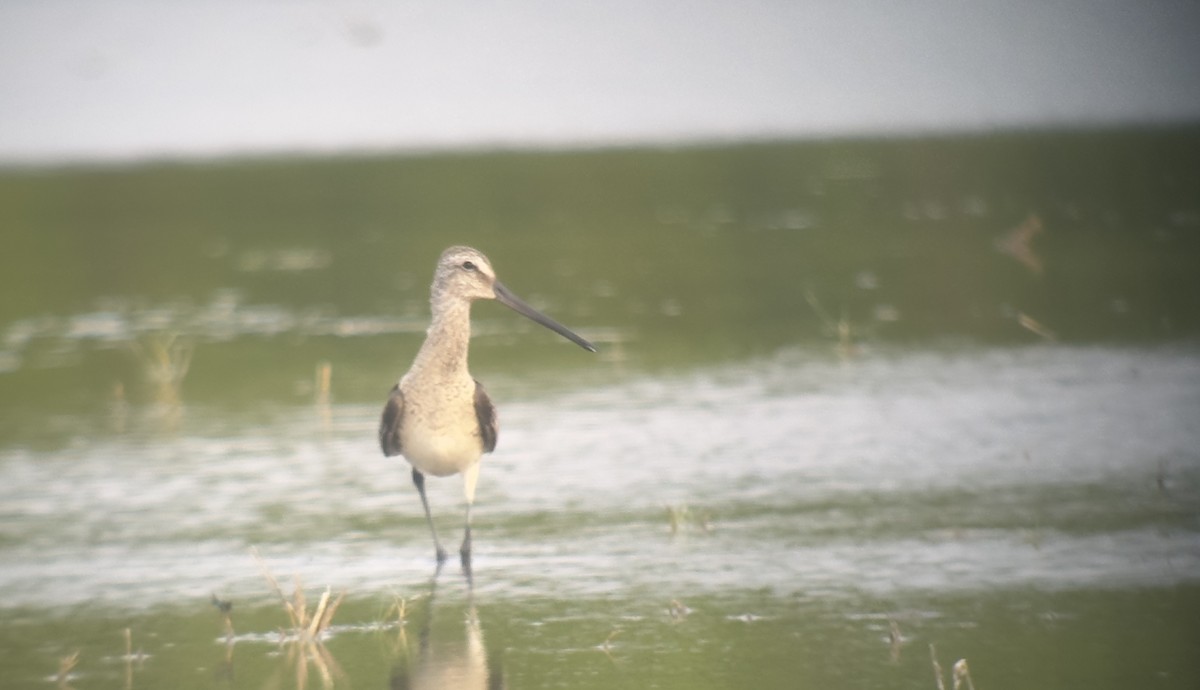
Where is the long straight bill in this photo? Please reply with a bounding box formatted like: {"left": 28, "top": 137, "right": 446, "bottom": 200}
{"left": 493, "top": 281, "right": 597, "bottom": 352}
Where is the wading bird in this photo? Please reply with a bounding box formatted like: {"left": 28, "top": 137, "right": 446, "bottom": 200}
{"left": 379, "top": 246, "right": 595, "bottom": 569}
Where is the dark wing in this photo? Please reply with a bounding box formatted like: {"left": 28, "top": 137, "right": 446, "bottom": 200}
{"left": 379, "top": 384, "right": 405, "bottom": 457}
{"left": 473, "top": 379, "right": 498, "bottom": 453}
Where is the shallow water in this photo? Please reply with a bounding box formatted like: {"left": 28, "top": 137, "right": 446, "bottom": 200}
{"left": 2, "top": 343, "right": 1199, "bottom": 688}
{"left": 2, "top": 132, "right": 1200, "bottom": 688}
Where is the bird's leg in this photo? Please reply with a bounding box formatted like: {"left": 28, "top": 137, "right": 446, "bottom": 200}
{"left": 460, "top": 503, "right": 472, "bottom": 561}
{"left": 412, "top": 468, "right": 447, "bottom": 563}
{"left": 460, "top": 502, "right": 473, "bottom": 583}
{"left": 460, "top": 462, "right": 480, "bottom": 575}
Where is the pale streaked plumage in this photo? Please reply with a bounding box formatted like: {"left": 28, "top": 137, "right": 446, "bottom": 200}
{"left": 379, "top": 246, "right": 595, "bottom": 568}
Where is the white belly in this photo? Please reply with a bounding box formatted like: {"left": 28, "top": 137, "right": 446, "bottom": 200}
{"left": 401, "top": 418, "right": 483, "bottom": 476}
{"left": 399, "top": 375, "right": 483, "bottom": 477}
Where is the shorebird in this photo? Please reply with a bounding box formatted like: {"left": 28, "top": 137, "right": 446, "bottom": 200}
{"left": 379, "top": 246, "right": 595, "bottom": 568}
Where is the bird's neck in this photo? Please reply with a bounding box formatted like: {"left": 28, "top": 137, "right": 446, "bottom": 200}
{"left": 410, "top": 298, "right": 473, "bottom": 380}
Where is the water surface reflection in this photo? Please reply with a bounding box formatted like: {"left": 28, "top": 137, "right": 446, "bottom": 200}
{"left": 389, "top": 570, "right": 498, "bottom": 690}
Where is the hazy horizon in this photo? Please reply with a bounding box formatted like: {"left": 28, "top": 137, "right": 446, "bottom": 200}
{"left": 2, "top": 0, "right": 1198, "bottom": 165}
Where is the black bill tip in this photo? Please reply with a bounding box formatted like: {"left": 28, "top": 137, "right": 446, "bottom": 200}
{"left": 493, "top": 281, "right": 597, "bottom": 353}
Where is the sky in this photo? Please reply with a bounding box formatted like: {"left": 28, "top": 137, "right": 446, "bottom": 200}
{"left": 1, "top": 0, "right": 1198, "bottom": 164}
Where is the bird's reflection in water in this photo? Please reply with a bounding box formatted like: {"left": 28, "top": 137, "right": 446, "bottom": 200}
{"left": 390, "top": 567, "right": 502, "bottom": 690}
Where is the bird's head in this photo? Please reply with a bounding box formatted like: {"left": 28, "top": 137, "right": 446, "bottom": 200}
{"left": 430, "top": 245, "right": 596, "bottom": 352}
{"left": 434, "top": 246, "right": 499, "bottom": 303}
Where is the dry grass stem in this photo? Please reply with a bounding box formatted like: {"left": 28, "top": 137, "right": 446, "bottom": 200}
{"left": 123, "top": 628, "right": 133, "bottom": 690}
{"left": 597, "top": 627, "right": 622, "bottom": 662}
{"left": 252, "top": 547, "right": 300, "bottom": 630}
{"left": 888, "top": 618, "right": 905, "bottom": 662}
{"left": 128, "top": 332, "right": 193, "bottom": 416}
{"left": 380, "top": 592, "right": 413, "bottom": 657}
{"left": 602, "top": 628, "right": 622, "bottom": 648}
{"left": 804, "top": 288, "right": 862, "bottom": 357}
{"left": 953, "top": 659, "right": 976, "bottom": 690}
{"left": 293, "top": 575, "right": 308, "bottom": 629}
{"left": 310, "top": 587, "right": 346, "bottom": 638}
{"left": 1017, "top": 312, "right": 1057, "bottom": 341}
{"left": 56, "top": 650, "right": 80, "bottom": 689}
{"left": 253, "top": 548, "right": 344, "bottom": 638}
{"left": 930, "top": 643, "right": 946, "bottom": 690}
{"left": 388, "top": 594, "right": 408, "bottom": 627}
{"left": 995, "top": 213, "right": 1044, "bottom": 275}
{"left": 315, "top": 361, "right": 332, "bottom": 405}
{"left": 251, "top": 548, "right": 347, "bottom": 689}
{"left": 306, "top": 587, "right": 328, "bottom": 638}
{"left": 315, "top": 361, "right": 333, "bottom": 431}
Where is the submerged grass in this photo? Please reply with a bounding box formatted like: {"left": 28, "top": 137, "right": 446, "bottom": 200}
{"left": 252, "top": 548, "right": 345, "bottom": 639}
{"left": 252, "top": 547, "right": 347, "bottom": 689}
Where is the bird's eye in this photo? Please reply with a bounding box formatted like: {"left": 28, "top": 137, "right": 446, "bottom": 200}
{"left": 461, "top": 261, "right": 477, "bottom": 272}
